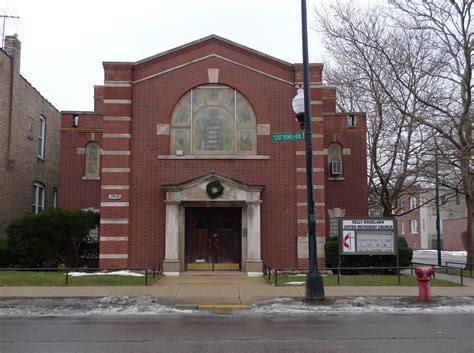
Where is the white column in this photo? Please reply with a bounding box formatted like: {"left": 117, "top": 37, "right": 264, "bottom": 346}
{"left": 163, "top": 201, "right": 180, "bottom": 276}
{"left": 246, "top": 201, "right": 263, "bottom": 276}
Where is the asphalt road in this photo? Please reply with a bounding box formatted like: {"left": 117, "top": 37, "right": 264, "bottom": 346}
{"left": 1, "top": 313, "right": 473, "bottom": 353}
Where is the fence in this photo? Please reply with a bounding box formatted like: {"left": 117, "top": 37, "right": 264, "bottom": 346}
{"left": 264, "top": 262, "right": 471, "bottom": 286}
{"left": 264, "top": 264, "right": 406, "bottom": 286}
{"left": 0, "top": 264, "right": 162, "bottom": 286}
{"left": 411, "top": 261, "right": 473, "bottom": 286}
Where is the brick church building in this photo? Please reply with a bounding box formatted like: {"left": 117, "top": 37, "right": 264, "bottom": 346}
{"left": 59, "top": 35, "right": 368, "bottom": 276}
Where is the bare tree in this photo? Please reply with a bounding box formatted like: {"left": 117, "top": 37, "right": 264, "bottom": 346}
{"left": 317, "top": 0, "right": 473, "bottom": 264}
{"left": 316, "top": 1, "right": 435, "bottom": 216}
{"left": 387, "top": 0, "right": 473, "bottom": 266}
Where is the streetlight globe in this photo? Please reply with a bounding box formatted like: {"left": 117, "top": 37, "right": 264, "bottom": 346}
{"left": 292, "top": 88, "right": 305, "bottom": 114}
{"left": 292, "top": 88, "right": 305, "bottom": 129}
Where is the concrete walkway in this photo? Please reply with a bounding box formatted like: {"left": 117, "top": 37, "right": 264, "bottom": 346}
{"left": 0, "top": 271, "right": 473, "bottom": 307}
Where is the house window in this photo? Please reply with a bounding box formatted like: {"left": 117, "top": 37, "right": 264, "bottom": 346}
{"left": 347, "top": 115, "right": 357, "bottom": 128}
{"left": 410, "top": 219, "right": 418, "bottom": 234}
{"left": 440, "top": 194, "right": 447, "bottom": 205}
{"left": 170, "top": 85, "right": 257, "bottom": 156}
{"left": 85, "top": 142, "right": 100, "bottom": 177}
{"left": 27, "top": 118, "right": 34, "bottom": 139}
{"left": 32, "top": 183, "right": 45, "bottom": 214}
{"left": 52, "top": 188, "right": 58, "bottom": 208}
{"left": 455, "top": 193, "right": 461, "bottom": 205}
{"left": 401, "top": 221, "right": 405, "bottom": 235}
{"left": 409, "top": 197, "right": 417, "bottom": 210}
{"left": 328, "top": 143, "right": 343, "bottom": 177}
{"left": 38, "top": 115, "right": 46, "bottom": 158}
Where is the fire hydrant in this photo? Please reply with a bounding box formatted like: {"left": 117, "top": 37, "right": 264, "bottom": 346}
{"left": 415, "top": 266, "right": 435, "bottom": 301}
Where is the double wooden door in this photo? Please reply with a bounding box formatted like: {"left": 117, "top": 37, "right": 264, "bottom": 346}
{"left": 185, "top": 207, "right": 241, "bottom": 270}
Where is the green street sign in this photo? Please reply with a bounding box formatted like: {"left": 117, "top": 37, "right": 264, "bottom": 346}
{"left": 271, "top": 132, "right": 304, "bottom": 142}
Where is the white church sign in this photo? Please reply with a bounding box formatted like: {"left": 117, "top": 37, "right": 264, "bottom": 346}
{"left": 339, "top": 218, "right": 397, "bottom": 255}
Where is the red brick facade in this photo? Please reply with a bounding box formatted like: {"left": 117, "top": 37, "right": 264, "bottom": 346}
{"left": 443, "top": 218, "right": 468, "bottom": 251}
{"left": 59, "top": 36, "right": 368, "bottom": 273}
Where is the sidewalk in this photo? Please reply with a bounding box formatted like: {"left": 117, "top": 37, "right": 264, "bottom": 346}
{"left": 0, "top": 272, "right": 473, "bottom": 307}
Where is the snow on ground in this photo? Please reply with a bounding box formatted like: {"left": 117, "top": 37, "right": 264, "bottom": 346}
{"left": 0, "top": 296, "right": 472, "bottom": 317}
{"left": 246, "top": 297, "right": 474, "bottom": 316}
{"left": 68, "top": 270, "right": 144, "bottom": 277}
{"left": 416, "top": 250, "right": 466, "bottom": 257}
{"left": 0, "top": 297, "right": 203, "bottom": 317}
{"left": 412, "top": 250, "right": 467, "bottom": 267}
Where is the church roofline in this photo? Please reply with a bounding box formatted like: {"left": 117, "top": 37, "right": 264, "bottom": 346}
{"left": 133, "top": 34, "right": 294, "bottom": 68}
{"left": 102, "top": 35, "right": 323, "bottom": 69}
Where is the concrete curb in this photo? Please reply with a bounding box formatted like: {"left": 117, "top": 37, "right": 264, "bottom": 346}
{"left": 197, "top": 304, "right": 250, "bottom": 312}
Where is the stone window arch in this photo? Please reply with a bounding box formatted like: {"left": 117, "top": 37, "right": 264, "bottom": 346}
{"left": 85, "top": 142, "right": 100, "bottom": 177}
{"left": 170, "top": 85, "right": 257, "bottom": 156}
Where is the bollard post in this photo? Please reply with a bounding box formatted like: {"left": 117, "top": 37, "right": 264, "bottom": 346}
{"left": 153, "top": 266, "right": 156, "bottom": 279}
{"left": 145, "top": 268, "right": 148, "bottom": 286}
{"left": 415, "top": 266, "right": 435, "bottom": 301}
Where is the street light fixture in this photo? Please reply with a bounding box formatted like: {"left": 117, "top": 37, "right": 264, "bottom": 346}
{"left": 292, "top": 89, "right": 305, "bottom": 129}
{"left": 291, "top": 0, "right": 325, "bottom": 301}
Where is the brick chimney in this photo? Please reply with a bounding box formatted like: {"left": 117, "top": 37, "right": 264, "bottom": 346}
{"left": 4, "top": 33, "right": 21, "bottom": 74}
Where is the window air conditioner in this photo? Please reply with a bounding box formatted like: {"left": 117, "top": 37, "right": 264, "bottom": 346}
{"left": 331, "top": 160, "right": 342, "bottom": 175}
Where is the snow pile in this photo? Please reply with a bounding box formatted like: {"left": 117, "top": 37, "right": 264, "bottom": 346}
{"left": 417, "top": 250, "right": 466, "bottom": 257}
{"left": 246, "top": 297, "right": 474, "bottom": 316}
{"left": 68, "top": 270, "right": 144, "bottom": 277}
{"left": 1, "top": 296, "right": 472, "bottom": 318}
{"left": 0, "top": 297, "right": 201, "bottom": 317}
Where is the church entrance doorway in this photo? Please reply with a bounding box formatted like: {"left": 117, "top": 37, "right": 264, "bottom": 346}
{"left": 185, "top": 207, "right": 241, "bottom": 271}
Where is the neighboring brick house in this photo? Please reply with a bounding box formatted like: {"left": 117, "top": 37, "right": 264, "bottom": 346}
{"left": 0, "top": 34, "right": 60, "bottom": 238}
{"left": 59, "top": 35, "right": 368, "bottom": 275}
{"left": 396, "top": 189, "right": 467, "bottom": 250}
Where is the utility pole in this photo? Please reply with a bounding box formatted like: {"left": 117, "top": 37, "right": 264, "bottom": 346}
{"left": 434, "top": 142, "right": 442, "bottom": 266}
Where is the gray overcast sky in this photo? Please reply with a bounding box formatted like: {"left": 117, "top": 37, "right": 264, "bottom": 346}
{"left": 2, "top": 0, "right": 325, "bottom": 112}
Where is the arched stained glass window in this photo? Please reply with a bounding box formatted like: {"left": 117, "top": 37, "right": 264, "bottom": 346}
{"left": 85, "top": 142, "right": 100, "bottom": 177}
{"left": 170, "top": 85, "right": 257, "bottom": 156}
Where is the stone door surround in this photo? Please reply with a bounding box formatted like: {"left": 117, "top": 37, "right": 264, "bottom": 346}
{"left": 162, "top": 171, "right": 264, "bottom": 276}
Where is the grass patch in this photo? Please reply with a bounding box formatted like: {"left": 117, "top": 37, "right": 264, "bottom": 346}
{"left": 265, "top": 274, "right": 461, "bottom": 287}
{"left": 0, "top": 271, "right": 159, "bottom": 286}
